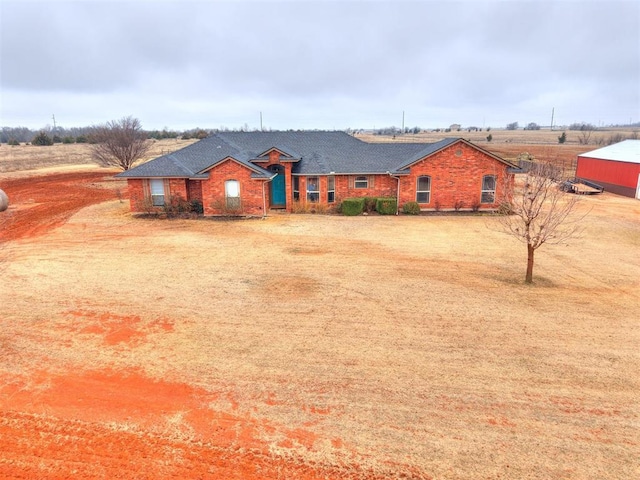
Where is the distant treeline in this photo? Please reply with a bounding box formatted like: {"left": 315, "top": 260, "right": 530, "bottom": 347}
{"left": 0, "top": 126, "right": 215, "bottom": 144}
{"left": 2, "top": 121, "right": 640, "bottom": 145}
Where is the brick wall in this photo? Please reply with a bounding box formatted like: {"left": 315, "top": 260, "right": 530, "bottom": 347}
{"left": 127, "top": 179, "right": 146, "bottom": 212}
{"left": 187, "top": 180, "right": 203, "bottom": 202}
{"left": 399, "top": 142, "right": 513, "bottom": 210}
{"left": 168, "top": 179, "right": 188, "bottom": 201}
{"left": 201, "top": 159, "right": 266, "bottom": 216}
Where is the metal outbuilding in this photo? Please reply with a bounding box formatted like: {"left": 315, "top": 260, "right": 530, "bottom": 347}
{"left": 576, "top": 140, "right": 640, "bottom": 198}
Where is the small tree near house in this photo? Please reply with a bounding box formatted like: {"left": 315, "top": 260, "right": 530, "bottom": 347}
{"left": 496, "top": 162, "right": 584, "bottom": 284}
{"left": 90, "top": 116, "right": 151, "bottom": 171}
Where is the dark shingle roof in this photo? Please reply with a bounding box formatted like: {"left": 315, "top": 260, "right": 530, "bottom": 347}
{"left": 117, "top": 132, "right": 512, "bottom": 179}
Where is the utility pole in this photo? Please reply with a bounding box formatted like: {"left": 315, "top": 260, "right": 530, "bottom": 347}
{"left": 260, "top": 112, "right": 263, "bottom": 131}
{"left": 550, "top": 108, "right": 554, "bottom": 131}
{"left": 52, "top": 114, "right": 57, "bottom": 132}
{"left": 402, "top": 111, "right": 405, "bottom": 133}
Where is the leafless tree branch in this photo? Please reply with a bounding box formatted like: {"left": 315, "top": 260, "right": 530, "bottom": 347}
{"left": 496, "top": 161, "right": 586, "bottom": 283}
{"left": 90, "top": 116, "right": 151, "bottom": 171}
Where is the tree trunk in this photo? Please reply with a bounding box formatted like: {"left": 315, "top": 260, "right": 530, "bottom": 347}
{"left": 526, "top": 244, "right": 535, "bottom": 283}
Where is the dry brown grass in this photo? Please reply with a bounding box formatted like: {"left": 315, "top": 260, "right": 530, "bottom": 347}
{"left": 0, "top": 138, "right": 197, "bottom": 173}
{"left": 0, "top": 170, "right": 638, "bottom": 478}
{"left": 357, "top": 126, "right": 639, "bottom": 145}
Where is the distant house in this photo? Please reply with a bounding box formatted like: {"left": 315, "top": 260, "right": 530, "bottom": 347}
{"left": 576, "top": 140, "right": 640, "bottom": 198}
{"left": 117, "top": 131, "right": 517, "bottom": 216}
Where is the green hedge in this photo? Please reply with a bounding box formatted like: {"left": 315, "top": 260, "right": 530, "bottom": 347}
{"left": 341, "top": 197, "right": 365, "bottom": 216}
{"left": 376, "top": 197, "right": 397, "bottom": 215}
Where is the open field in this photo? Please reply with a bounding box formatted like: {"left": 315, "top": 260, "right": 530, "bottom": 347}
{"left": 0, "top": 138, "right": 197, "bottom": 173}
{"left": 0, "top": 168, "right": 638, "bottom": 479}
{"left": 2, "top": 127, "right": 637, "bottom": 176}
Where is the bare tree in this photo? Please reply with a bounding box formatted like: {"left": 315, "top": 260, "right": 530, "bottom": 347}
{"left": 497, "top": 162, "right": 584, "bottom": 284}
{"left": 90, "top": 116, "right": 151, "bottom": 171}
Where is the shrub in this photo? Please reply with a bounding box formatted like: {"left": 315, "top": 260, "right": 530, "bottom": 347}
{"left": 454, "top": 200, "right": 465, "bottom": 211}
{"left": 402, "top": 201, "right": 420, "bottom": 215}
{"left": 52, "top": 135, "right": 62, "bottom": 143}
{"left": 163, "top": 195, "right": 191, "bottom": 217}
{"left": 32, "top": 131, "right": 53, "bottom": 146}
{"left": 8, "top": 138, "right": 20, "bottom": 146}
{"left": 471, "top": 202, "right": 482, "bottom": 212}
{"left": 62, "top": 136, "right": 75, "bottom": 144}
{"left": 363, "top": 196, "right": 377, "bottom": 213}
{"left": 375, "top": 197, "right": 397, "bottom": 215}
{"left": 486, "top": 133, "right": 493, "bottom": 142}
{"left": 137, "top": 196, "right": 157, "bottom": 215}
{"left": 75, "top": 135, "right": 88, "bottom": 143}
{"left": 190, "top": 199, "right": 204, "bottom": 214}
{"left": 291, "top": 200, "right": 311, "bottom": 213}
{"left": 341, "top": 197, "right": 365, "bottom": 216}
{"left": 496, "top": 201, "right": 513, "bottom": 215}
{"left": 310, "top": 203, "right": 328, "bottom": 214}
{"left": 558, "top": 132, "right": 566, "bottom": 144}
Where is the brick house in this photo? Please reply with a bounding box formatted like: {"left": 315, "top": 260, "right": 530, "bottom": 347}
{"left": 117, "top": 131, "right": 517, "bottom": 215}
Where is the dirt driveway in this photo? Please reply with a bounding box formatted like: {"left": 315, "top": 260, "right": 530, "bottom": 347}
{"left": 0, "top": 169, "right": 638, "bottom": 479}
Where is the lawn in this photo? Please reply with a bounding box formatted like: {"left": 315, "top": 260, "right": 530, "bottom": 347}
{"left": 0, "top": 169, "right": 638, "bottom": 479}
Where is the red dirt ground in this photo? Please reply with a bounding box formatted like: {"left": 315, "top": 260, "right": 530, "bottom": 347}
{"left": 0, "top": 171, "right": 122, "bottom": 242}
{"left": 0, "top": 171, "right": 399, "bottom": 479}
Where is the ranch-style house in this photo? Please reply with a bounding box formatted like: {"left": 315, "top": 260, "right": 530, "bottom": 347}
{"left": 118, "top": 131, "right": 517, "bottom": 215}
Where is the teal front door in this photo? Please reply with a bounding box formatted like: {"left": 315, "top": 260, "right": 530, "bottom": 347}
{"left": 270, "top": 166, "right": 286, "bottom": 207}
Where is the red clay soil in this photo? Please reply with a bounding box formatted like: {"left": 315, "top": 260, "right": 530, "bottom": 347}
{"left": 0, "top": 369, "right": 385, "bottom": 480}
{"left": 0, "top": 171, "right": 123, "bottom": 242}
{"left": 0, "top": 171, "right": 400, "bottom": 479}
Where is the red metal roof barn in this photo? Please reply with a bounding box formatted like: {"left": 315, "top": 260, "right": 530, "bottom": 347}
{"left": 576, "top": 140, "right": 640, "bottom": 198}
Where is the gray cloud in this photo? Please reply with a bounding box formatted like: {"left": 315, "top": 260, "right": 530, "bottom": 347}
{"left": 1, "top": 0, "right": 638, "bottom": 130}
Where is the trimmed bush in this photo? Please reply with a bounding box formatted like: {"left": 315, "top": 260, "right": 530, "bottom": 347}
{"left": 341, "top": 197, "right": 365, "bottom": 216}
{"left": 376, "top": 197, "right": 397, "bottom": 215}
{"left": 402, "top": 201, "right": 420, "bottom": 215}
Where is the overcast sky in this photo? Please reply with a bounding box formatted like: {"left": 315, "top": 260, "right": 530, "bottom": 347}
{"left": 1, "top": 0, "right": 638, "bottom": 131}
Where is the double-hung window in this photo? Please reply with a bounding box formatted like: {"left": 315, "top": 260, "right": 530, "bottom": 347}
{"left": 150, "top": 179, "right": 165, "bottom": 206}
{"left": 354, "top": 176, "right": 368, "bottom": 189}
{"left": 293, "top": 176, "right": 300, "bottom": 201}
{"left": 327, "top": 176, "right": 335, "bottom": 203}
{"left": 481, "top": 175, "right": 496, "bottom": 203}
{"left": 225, "top": 180, "right": 241, "bottom": 209}
{"left": 416, "top": 176, "right": 431, "bottom": 204}
{"left": 307, "top": 177, "right": 319, "bottom": 202}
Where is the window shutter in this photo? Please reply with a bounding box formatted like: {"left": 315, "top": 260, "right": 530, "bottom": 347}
{"left": 143, "top": 179, "right": 150, "bottom": 198}
{"left": 369, "top": 175, "right": 375, "bottom": 188}
{"left": 349, "top": 176, "right": 354, "bottom": 188}
{"left": 163, "top": 179, "right": 171, "bottom": 198}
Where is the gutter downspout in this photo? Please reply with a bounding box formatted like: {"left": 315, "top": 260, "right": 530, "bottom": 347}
{"left": 387, "top": 171, "right": 401, "bottom": 215}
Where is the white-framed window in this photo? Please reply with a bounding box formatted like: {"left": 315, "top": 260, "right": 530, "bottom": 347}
{"left": 354, "top": 175, "right": 368, "bottom": 189}
{"left": 293, "top": 176, "right": 300, "bottom": 201}
{"left": 306, "top": 176, "right": 319, "bottom": 202}
{"left": 481, "top": 175, "right": 496, "bottom": 203}
{"left": 327, "top": 176, "right": 335, "bottom": 203}
{"left": 416, "top": 176, "right": 431, "bottom": 204}
{"left": 225, "top": 180, "right": 241, "bottom": 209}
{"left": 150, "top": 179, "right": 165, "bottom": 206}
